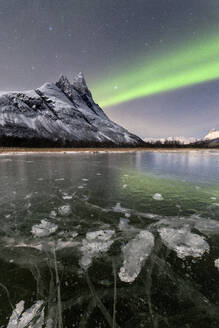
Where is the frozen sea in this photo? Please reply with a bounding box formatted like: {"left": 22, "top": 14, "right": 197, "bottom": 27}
{"left": 0, "top": 150, "right": 219, "bottom": 327}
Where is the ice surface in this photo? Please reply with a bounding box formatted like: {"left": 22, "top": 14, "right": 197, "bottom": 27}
{"left": 119, "top": 231, "right": 154, "bottom": 283}
{"left": 118, "top": 218, "right": 131, "bottom": 231}
{"left": 7, "top": 300, "right": 44, "bottom": 328}
{"left": 58, "top": 204, "right": 71, "bottom": 216}
{"left": 31, "top": 220, "right": 58, "bottom": 237}
{"left": 159, "top": 227, "right": 209, "bottom": 259}
{"left": 113, "top": 202, "right": 130, "bottom": 214}
{"left": 80, "top": 230, "right": 115, "bottom": 270}
{"left": 152, "top": 193, "right": 164, "bottom": 201}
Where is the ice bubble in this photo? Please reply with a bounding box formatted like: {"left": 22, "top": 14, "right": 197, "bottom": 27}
{"left": 82, "top": 178, "right": 89, "bottom": 181}
{"left": 58, "top": 205, "right": 71, "bottom": 216}
{"left": 119, "top": 230, "right": 154, "bottom": 283}
{"left": 159, "top": 227, "right": 209, "bottom": 259}
{"left": 78, "top": 185, "right": 84, "bottom": 189}
{"left": 152, "top": 193, "right": 164, "bottom": 201}
{"left": 210, "top": 197, "right": 216, "bottom": 200}
{"left": 31, "top": 220, "right": 58, "bottom": 238}
{"left": 62, "top": 195, "right": 73, "bottom": 200}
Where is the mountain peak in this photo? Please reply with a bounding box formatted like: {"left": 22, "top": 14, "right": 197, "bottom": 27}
{"left": 56, "top": 75, "right": 71, "bottom": 88}
{"left": 72, "top": 72, "right": 89, "bottom": 94}
{"left": 0, "top": 74, "right": 144, "bottom": 147}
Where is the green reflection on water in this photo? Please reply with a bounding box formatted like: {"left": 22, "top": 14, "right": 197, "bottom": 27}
{"left": 119, "top": 170, "right": 219, "bottom": 217}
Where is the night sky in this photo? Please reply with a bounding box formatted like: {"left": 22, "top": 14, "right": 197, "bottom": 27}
{"left": 0, "top": 0, "right": 219, "bottom": 138}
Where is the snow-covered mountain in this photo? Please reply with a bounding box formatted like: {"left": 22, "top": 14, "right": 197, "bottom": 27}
{"left": 0, "top": 73, "right": 144, "bottom": 147}
{"left": 144, "top": 136, "right": 198, "bottom": 145}
{"left": 204, "top": 128, "right": 219, "bottom": 141}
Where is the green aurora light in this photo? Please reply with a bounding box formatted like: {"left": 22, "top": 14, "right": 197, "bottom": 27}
{"left": 92, "top": 34, "right": 219, "bottom": 108}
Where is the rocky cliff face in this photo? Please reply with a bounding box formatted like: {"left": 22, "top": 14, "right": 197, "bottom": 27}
{"left": 0, "top": 73, "right": 144, "bottom": 147}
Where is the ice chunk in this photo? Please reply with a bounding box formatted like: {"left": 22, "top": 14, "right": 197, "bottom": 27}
{"left": 58, "top": 204, "right": 71, "bottom": 216}
{"left": 119, "top": 231, "right": 154, "bottom": 283}
{"left": 49, "top": 210, "right": 57, "bottom": 218}
{"left": 214, "top": 259, "right": 219, "bottom": 270}
{"left": 7, "top": 300, "right": 44, "bottom": 328}
{"left": 72, "top": 231, "right": 79, "bottom": 238}
{"left": 80, "top": 230, "right": 115, "bottom": 270}
{"left": 194, "top": 218, "right": 219, "bottom": 236}
{"left": 152, "top": 193, "right": 163, "bottom": 201}
{"left": 86, "top": 230, "right": 114, "bottom": 241}
{"left": 159, "top": 227, "right": 209, "bottom": 259}
{"left": 31, "top": 220, "right": 58, "bottom": 237}
{"left": 151, "top": 214, "right": 219, "bottom": 237}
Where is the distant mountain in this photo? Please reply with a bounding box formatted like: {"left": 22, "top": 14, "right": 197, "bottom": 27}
{"left": 204, "top": 128, "right": 219, "bottom": 141}
{"left": 0, "top": 73, "right": 144, "bottom": 147}
{"left": 144, "top": 136, "right": 198, "bottom": 145}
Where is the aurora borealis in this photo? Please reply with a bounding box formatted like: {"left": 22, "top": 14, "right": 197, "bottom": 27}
{"left": 0, "top": 0, "right": 219, "bottom": 138}
{"left": 93, "top": 33, "right": 219, "bottom": 108}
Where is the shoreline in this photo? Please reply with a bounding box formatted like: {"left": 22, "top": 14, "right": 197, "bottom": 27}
{"left": 0, "top": 147, "right": 219, "bottom": 155}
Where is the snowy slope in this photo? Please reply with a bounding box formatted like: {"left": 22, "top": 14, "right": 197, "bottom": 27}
{"left": 0, "top": 74, "right": 144, "bottom": 147}
{"left": 204, "top": 128, "right": 219, "bottom": 140}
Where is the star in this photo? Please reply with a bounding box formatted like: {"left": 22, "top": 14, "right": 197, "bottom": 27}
{"left": 48, "top": 26, "right": 53, "bottom": 32}
{"left": 114, "top": 85, "right": 118, "bottom": 90}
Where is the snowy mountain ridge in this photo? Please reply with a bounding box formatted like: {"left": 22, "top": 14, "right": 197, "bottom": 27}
{"left": 144, "top": 136, "right": 199, "bottom": 145}
{"left": 0, "top": 73, "right": 144, "bottom": 147}
{"left": 204, "top": 128, "right": 219, "bottom": 141}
